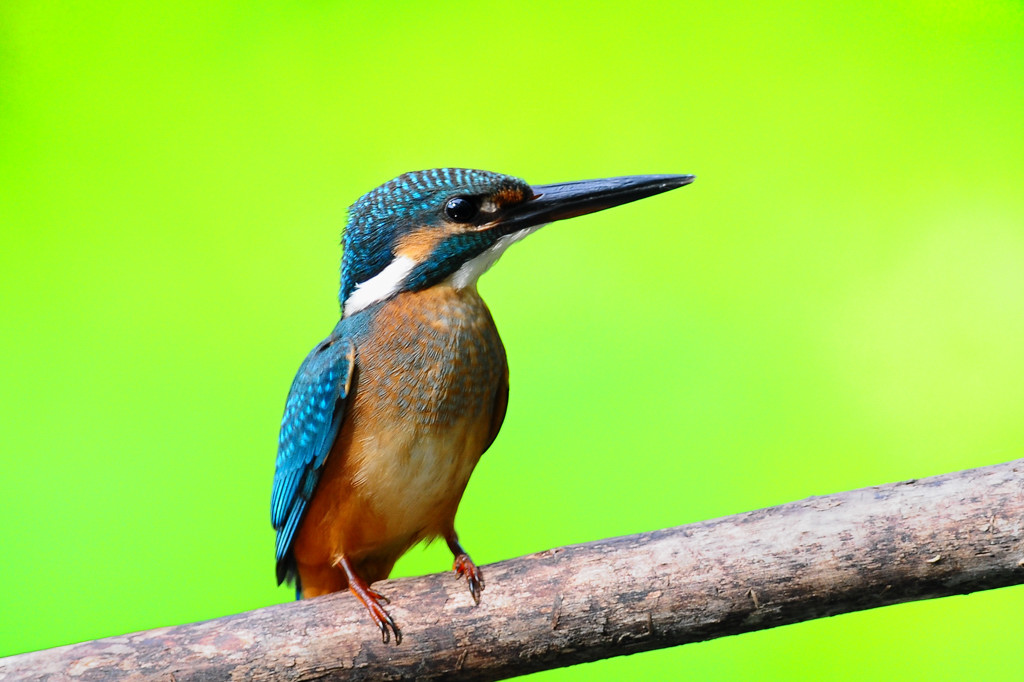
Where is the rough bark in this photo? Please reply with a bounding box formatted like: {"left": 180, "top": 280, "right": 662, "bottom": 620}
{"left": 3, "top": 459, "right": 1023, "bottom": 681}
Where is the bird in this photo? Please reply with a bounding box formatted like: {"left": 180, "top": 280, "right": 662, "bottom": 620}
{"left": 271, "top": 168, "right": 694, "bottom": 643}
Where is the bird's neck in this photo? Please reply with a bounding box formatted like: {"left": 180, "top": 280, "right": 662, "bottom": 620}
{"left": 341, "top": 257, "right": 417, "bottom": 318}
{"left": 443, "top": 226, "right": 540, "bottom": 290}
{"left": 341, "top": 225, "right": 540, "bottom": 319}
{"left": 386, "top": 284, "right": 491, "bottom": 328}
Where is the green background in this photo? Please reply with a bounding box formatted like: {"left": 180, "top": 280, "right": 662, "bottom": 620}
{"left": 2, "top": 1, "right": 1023, "bottom": 678}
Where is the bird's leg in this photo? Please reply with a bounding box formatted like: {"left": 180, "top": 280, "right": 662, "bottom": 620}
{"left": 445, "top": 531, "right": 484, "bottom": 604}
{"left": 334, "top": 555, "right": 402, "bottom": 645}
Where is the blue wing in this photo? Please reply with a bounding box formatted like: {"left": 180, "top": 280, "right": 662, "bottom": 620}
{"left": 272, "top": 335, "right": 355, "bottom": 589}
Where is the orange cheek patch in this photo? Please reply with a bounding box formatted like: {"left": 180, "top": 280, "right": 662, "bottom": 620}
{"left": 395, "top": 228, "right": 450, "bottom": 261}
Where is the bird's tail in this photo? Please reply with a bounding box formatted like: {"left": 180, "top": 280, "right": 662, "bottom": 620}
{"left": 276, "top": 554, "right": 303, "bottom": 600}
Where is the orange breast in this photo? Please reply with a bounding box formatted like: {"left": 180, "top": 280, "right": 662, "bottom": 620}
{"left": 292, "top": 285, "right": 507, "bottom": 594}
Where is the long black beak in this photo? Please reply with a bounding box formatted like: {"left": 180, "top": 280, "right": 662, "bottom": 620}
{"left": 502, "top": 174, "right": 695, "bottom": 232}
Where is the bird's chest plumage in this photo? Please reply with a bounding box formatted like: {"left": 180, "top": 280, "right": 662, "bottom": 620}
{"left": 321, "top": 286, "right": 506, "bottom": 558}
{"left": 358, "top": 287, "right": 505, "bottom": 429}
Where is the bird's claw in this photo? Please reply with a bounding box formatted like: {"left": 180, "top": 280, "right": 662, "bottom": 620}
{"left": 338, "top": 555, "right": 403, "bottom": 645}
{"left": 358, "top": 587, "right": 401, "bottom": 644}
{"left": 369, "top": 600, "right": 402, "bottom": 645}
{"left": 453, "top": 553, "right": 484, "bottom": 605}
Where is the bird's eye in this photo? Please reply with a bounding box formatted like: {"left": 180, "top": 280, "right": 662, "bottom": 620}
{"left": 444, "top": 197, "right": 479, "bottom": 223}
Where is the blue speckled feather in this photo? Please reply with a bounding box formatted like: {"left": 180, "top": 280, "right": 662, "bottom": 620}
{"left": 272, "top": 334, "right": 355, "bottom": 586}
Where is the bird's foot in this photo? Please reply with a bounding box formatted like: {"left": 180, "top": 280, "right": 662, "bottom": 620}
{"left": 336, "top": 556, "right": 402, "bottom": 645}
{"left": 453, "top": 552, "right": 485, "bottom": 605}
{"left": 351, "top": 583, "right": 401, "bottom": 645}
{"left": 366, "top": 588, "right": 390, "bottom": 604}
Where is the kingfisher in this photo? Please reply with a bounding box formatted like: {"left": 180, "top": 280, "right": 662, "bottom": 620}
{"left": 271, "top": 168, "right": 694, "bottom": 643}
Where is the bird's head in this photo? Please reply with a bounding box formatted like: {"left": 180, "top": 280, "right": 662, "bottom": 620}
{"left": 339, "top": 168, "right": 694, "bottom": 317}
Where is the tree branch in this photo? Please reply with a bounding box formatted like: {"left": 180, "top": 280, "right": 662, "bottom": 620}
{"left": 4, "top": 459, "right": 1023, "bottom": 681}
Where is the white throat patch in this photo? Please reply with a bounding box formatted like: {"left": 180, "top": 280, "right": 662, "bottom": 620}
{"left": 445, "top": 226, "right": 542, "bottom": 290}
{"left": 342, "top": 255, "right": 416, "bottom": 318}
